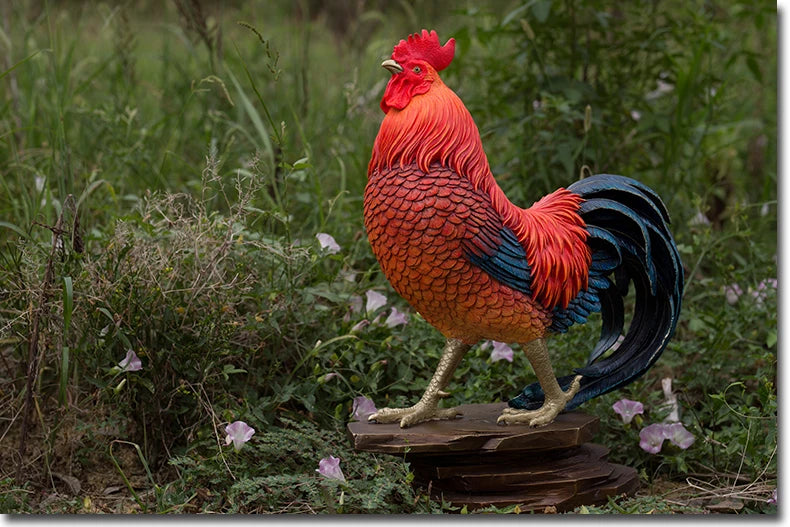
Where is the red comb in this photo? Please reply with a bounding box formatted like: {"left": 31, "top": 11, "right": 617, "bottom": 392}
{"left": 392, "top": 29, "right": 455, "bottom": 71}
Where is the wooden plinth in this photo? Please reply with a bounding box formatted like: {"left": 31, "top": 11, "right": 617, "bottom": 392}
{"left": 347, "top": 402, "right": 639, "bottom": 512}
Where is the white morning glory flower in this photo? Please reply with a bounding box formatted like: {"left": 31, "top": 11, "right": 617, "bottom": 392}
{"left": 612, "top": 398, "right": 644, "bottom": 424}
{"left": 316, "top": 455, "right": 345, "bottom": 482}
{"left": 664, "top": 422, "right": 695, "bottom": 450}
{"left": 315, "top": 233, "right": 341, "bottom": 254}
{"left": 118, "top": 350, "right": 142, "bottom": 372}
{"left": 639, "top": 423, "right": 667, "bottom": 454}
{"left": 352, "top": 396, "right": 378, "bottom": 421}
{"left": 365, "top": 290, "right": 387, "bottom": 313}
{"left": 224, "top": 421, "right": 255, "bottom": 452}
{"left": 490, "top": 341, "right": 514, "bottom": 363}
{"left": 724, "top": 283, "right": 743, "bottom": 305}
{"left": 384, "top": 307, "right": 408, "bottom": 328}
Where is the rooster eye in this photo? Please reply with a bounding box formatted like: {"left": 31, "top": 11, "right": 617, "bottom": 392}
{"left": 413, "top": 66, "right": 421, "bottom": 74}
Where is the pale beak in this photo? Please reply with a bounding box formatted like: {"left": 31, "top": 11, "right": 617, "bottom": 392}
{"left": 381, "top": 59, "right": 403, "bottom": 74}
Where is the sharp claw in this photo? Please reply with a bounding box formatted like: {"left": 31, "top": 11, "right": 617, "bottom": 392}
{"left": 497, "top": 377, "right": 583, "bottom": 426}
{"left": 571, "top": 375, "right": 582, "bottom": 394}
{"left": 366, "top": 402, "right": 461, "bottom": 427}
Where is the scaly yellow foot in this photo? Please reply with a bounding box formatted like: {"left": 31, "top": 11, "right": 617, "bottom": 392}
{"left": 368, "top": 338, "right": 470, "bottom": 428}
{"left": 497, "top": 374, "right": 582, "bottom": 426}
{"left": 368, "top": 398, "right": 462, "bottom": 427}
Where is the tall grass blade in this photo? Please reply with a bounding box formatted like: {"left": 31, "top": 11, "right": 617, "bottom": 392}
{"left": 226, "top": 64, "right": 275, "bottom": 166}
{"left": 59, "top": 276, "right": 73, "bottom": 406}
{"left": 0, "top": 221, "right": 30, "bottom": 240}
{"left": 109, "top": 440, "right": 148, "bottom": 512}
{"left": 0, "top": 49, "right": 46, "bottom": 81}
{"left": 59, "top": 346, "right": 70, "bottom": 406}
{"left": 62, "top": 276, "right": 73, "bottom": 332}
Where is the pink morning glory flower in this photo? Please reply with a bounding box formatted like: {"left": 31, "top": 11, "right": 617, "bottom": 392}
{"left": 315, "top": 233, "right": 341, "bottom": 254}
{"left": 724, "top": 283, "right": 743, "bottom": 305}
{"left": 351, "top": 396, "right": 377, "bottom": 421}
{"left": 639, "top": 423, "right": 668, "bottom": 454}
{"left": 316, "top": 455, "right": 345, "bottom": 482}
{"left": 612, "top": 399, "right": 644, "bottom": 424}
{"left": 350, "top": 319, "right": 370, "bottom": 332}
{"left": 646, "top": 79, "right": 674, "bottom": 100}
{"left": 224, "top": 421, "right": 255, "bottom": 452}
{"left": 365, "top": 290, "right": 387, "bottom": 313}
{"left": 690, "top": 211, "right": 711, "bottom": 227}
{"left": 490, "top": 341, "right": 514, "bottom": 363}
{"left": 664, "top": 422, "right": 695, "bottom": 449}
{"left": 118, "top": 350, "right": 142, "bottom": 372}
{"left": 384, "top": 307, "right": 408, "bottom": 328}
{"left": 751, "top": 278, "right": 777, "bottom": 305}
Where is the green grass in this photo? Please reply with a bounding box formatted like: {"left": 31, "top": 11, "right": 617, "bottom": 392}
{"left": 0, "top": 0, "right": 776, "bottom": 514}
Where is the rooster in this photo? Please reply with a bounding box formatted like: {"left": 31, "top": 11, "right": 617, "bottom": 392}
{"left": 364, "top": 30, "right": 683, "bottom": 428}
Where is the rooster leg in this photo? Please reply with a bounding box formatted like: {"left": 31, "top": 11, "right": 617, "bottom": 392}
{"left": 497, "top": 339, "right": 582, "bottom": 426}
{"left": 369, "top": 338, "right": 470, "bottom": 428}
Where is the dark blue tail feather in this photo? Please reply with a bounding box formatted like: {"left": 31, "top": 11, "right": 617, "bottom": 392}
{"left": 509, "top": 174, "right": 684, "bottom": 411}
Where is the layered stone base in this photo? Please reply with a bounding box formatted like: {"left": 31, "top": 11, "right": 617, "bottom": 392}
{"left": 347, "top": 402, "right": 638, "bottom": 512}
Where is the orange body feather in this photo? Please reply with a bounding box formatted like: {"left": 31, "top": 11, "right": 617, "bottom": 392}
{"left": 368, "top": 75, "right": 590, "bottom": 311}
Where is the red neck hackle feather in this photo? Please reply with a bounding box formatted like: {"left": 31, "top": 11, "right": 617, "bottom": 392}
{"left": 369, "top": 34, "right": 591, "bottom": 310}
{"left": 370, "top": 76, "right": 490, "bottom": 188}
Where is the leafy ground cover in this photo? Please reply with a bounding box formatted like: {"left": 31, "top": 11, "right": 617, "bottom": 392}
{"left": 0, "top": 0, "right": 776, "bottom": 514}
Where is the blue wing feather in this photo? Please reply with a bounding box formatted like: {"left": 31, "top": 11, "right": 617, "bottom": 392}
{"left": 464, "top": 226, "right": 532, "bottom": 296}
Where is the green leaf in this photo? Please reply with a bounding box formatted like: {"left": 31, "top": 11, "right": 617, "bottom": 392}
{"left": 76, "top": 179, "right": 108, "bottom": 211}
{"left": 135, "top": 376, "right": 155, "bottom": 394}
{"left": 0, "top": 49, "right": 45, "bottom": 82}
{"left": 60, "top": 346, "right": 70, "bottom": 406}
{"left": 532, "top": 0, "right": 552, "bottom": 23}
{"left": 745, "top": 55, "right": 762, "bottom": 83}
{"left": 501, "top": 1, "right": 535, "bottom": 27}
{"left": 292, "top": 156, "right": 311, "bottom": 170}
{"left": 0, "top": 220, "right": 29, "bottom": 240}
{"left": 225, "top": 67, "right": 275, "bottom": 165}
{"left": 222, "top": 364, "right": 247, "bottom": 380}
{"left": 62, "top": 276, "right": 73, "bottom": 333}
{"left": 688, "top": 317, "right": 706, "bottom": 332}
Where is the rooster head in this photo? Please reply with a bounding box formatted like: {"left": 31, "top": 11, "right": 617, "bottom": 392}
{"left": 380, "top": 29, "right": 455, "bottom": 113}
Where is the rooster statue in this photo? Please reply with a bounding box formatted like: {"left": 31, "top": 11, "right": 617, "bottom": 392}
{"left": 364, "top": 30, "right": 683, "bottom": 428}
